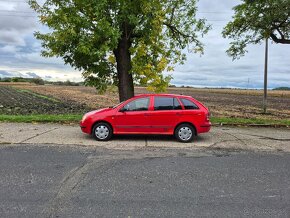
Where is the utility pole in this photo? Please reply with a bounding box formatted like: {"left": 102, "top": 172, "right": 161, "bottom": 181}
{"left": 263, "top": 38, "right": 268, "bottom": 114}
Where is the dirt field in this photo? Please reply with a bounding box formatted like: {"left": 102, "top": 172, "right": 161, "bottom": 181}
{"left": 0, "top": 86, "right": 88, "bottom": 115}
{"left": 0, "top": 82, "right": 289, "bottom": 120}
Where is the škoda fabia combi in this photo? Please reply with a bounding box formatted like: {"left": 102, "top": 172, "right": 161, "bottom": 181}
{"left": 80, "top": 94, "right": 211, "bottom": 142}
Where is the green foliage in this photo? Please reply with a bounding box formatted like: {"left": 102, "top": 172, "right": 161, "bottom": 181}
{"left": 222, "top": 0, "right": 290, "bottom": 59}
{"left": 15, "top": 88, "right": 60, "bottom": 103}
{"left": 11, "top": 77, "right": 27, "bottom": 82}
{"left": 0, "top": 77, "right": 83, "bottom": 86}
{"left": 211, "top": 117, "right": 290, "bottom": 126}
{"left": 273, "top": 87, "right": 290, "bottom": 91}
{"left": 0, "top": 114, "right": 82, "bottom": 123}
{"left": 29, "top": 0, "right": 210, "bottom": 93}
{"left": 0, "top": 78, "right": 11, "bottom": 82}
{"left": 31, "top": 78, "right": 45, "bottom": 85}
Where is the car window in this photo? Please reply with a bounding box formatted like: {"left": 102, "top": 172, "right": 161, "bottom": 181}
{"left": 122, "top": 97, "right": 150, "bottom": 112}
{"left": 180, "top": 98, "right": 199, "bottom": 110}
{"left": 154, "top": 97, "right": 181, "bottom": 110}
{"left": 174, "top": 98, "right": 182, "bottom": 110}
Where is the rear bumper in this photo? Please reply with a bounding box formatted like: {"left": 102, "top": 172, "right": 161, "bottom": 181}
{"left": 199, "top": 122, "right": 211, "bottom": 133}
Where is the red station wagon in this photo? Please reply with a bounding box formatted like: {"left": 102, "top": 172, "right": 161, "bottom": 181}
{"left": 80, "top": 94, "right": 211, "bottom": 142}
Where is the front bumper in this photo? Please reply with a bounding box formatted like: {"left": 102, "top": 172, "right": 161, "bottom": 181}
{"left": 80, "top": 121, "right": 90, "bottom": 134}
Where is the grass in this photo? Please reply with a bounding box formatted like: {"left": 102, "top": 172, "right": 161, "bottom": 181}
{"left": 0, "top": 114, "right": 289, "bottom": 127}
{"left": 211, "top": 117, "right": 290, "bottom": 126}
{"left": 0, "top": 114, "right": 82, "bottom": 123}
{"left": 15, "top": 88, "right": 60, "bottom": 103}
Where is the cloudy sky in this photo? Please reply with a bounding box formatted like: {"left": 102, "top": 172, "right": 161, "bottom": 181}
{"left": 0, "top": 0, "right": 289, "bottom": 88}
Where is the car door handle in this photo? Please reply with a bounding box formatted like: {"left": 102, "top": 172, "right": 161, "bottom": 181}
{"left": 176, "top": 113, "right": 181, "bottom": 116}
{"left": 144, "top": 113, "right": 150, "bottom": 116}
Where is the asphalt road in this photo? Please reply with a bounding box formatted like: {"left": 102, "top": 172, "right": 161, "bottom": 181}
{"left": 1, "top": 144, "right": 290, "bottom": 218}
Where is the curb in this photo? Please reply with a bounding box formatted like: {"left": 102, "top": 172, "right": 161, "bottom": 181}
{"left": 212, "top": 123, "right": 289, "bottom": 129}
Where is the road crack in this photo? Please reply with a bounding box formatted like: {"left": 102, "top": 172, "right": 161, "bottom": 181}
{"left": 19, "top": 127, "right": 60, "bottom": 143}
{"left": 42, "top": 153, "right": 95, "bottom": 218}
{"left": 42, "top": 151, "right": 118, "bottom": 218}
{"left": 224, "top": 132, "right": 248, "bottom": 146}
{"left": 241, "top": 134, "right": 290, "bottom": 142}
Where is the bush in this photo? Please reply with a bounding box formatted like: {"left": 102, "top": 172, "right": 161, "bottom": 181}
{"left": 31, "top": 78, "right": 45, "bottom": 85}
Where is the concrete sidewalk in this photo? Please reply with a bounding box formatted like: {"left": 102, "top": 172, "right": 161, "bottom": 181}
{"left": 0, "top": 123, "right": 289, "bottom": 152}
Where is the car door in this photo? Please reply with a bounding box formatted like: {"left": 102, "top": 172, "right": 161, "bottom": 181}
{"left": 148, "top": 97, "right": 181, "bottom": 133}
{"left": 114, "top": 97, "right": 151, "bottom": 133}
{"left": 178, "top": 98, "right": 203, "bottom": 123}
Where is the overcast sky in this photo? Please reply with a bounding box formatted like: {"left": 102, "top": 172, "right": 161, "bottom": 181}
{"left": 0, "top": 0, "right": 289, "bottom": 89}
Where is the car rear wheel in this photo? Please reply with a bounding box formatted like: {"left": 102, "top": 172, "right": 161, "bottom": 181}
{"left": 92, "top": 122, "right": 113, "bottom": 141}
{"left": 175, "top": 124, "right": 195, "bottom": 143}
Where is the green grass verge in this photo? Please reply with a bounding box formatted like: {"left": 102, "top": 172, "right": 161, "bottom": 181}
{"left": 211, "top": 117, "right": 290, "bottom": 126}
{"left": 0, "top": 114, "right": 289, "bottom": 126}
{"left": 0, "top": 114, "right": 82, "bottom": 123}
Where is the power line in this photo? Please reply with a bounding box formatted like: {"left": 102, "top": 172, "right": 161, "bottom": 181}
{"left": 0, "top": 0, "right": 28, "bottom": 2}
{"left": 0, "top": 14, "right": 230, "bottom": 22}
{"left": 0, "top": 9, "right": 234, "bottom": 14}
{"left": 198, "top": 11, "right": 233, "bottom": 14}
{"left": 0, "top": 10, "right": 34, "bottom": 13}
{"left": 0, "top": 9, "right": 232, "bottom": 22}
{"left": 0, "top": 13, "right": 230, "bottom": 21}
{"left": 0, "top": 14, "right": 36, "bottom": 17}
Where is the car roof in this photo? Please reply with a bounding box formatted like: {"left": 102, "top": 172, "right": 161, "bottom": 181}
{"left": 134, "top": 93, "right": 192, "bottom": 98}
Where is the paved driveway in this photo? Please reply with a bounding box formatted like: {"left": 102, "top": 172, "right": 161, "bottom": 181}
{"left": 0, "top": 123, "right": 289, "bottom": 152}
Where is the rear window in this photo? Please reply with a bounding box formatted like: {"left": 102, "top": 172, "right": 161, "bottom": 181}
{"left": 154, "top": 97, "right": 182, "bottom": 110}
{"left": 180, "top": 98, "right": 199, "bottom": 110}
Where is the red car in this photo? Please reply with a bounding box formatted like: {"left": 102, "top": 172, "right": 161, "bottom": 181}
{"left": 80, "top": 94, "right": 211, "bottom": 142}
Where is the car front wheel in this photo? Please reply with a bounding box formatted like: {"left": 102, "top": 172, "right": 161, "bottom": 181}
{"left": 175, "top": 124, "right": 195, "bottom": 143}
{"left": 92, "top": 122, "right": 113, "bottom": 141}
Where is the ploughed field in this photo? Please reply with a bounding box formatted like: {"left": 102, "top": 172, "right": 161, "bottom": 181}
{"left": 0, "top": 85, "right": 89, "bottom": 115}
{"left": 1, "top": 83, "right": 290, "bottom": 121}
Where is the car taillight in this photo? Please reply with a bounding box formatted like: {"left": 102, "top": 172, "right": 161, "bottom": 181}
{"left": 206, "top": 112, "right": 210, "bottom": 121}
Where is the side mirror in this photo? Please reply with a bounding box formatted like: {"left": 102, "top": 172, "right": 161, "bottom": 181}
{"left": 119, "top": 108, "right": 126, "bottom": 113}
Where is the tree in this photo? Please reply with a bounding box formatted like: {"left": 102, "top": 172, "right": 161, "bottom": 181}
{"left": 222, "top": 0, "right": 290, "bottom": 59}
{"left": 29, "top": 0, "right": 210, "bottom": 101}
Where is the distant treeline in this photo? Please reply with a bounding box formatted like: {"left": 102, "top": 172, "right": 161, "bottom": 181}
{"left": 0, "top": 77, "right": 84, "bottom": 86}
{"left": 273, "top": 87, "right": 290, "bottom": 91}
{"left": 1, "top": 77, "right": 289, "bottom": 90}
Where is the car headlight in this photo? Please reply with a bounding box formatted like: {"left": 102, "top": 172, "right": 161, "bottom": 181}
{"left": 82, "top": 114, "right": 88, "bottom": 122}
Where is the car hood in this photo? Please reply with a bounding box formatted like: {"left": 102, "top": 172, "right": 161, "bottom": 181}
{"left": 86, "top": 108, "right": 112, "bottom": 116}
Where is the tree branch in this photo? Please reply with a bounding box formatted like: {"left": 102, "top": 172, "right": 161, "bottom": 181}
{"left": 163, "top": 22, "right": 192, "bottom": 39}
{"left": 270, "top": 33, "right": 290, "bottom": 44}
{"left": 163, "top": 22, "right": 190, "bottom": 46}
{"left": 276, "top": 28, "right": 284, "bottom": 39}
{"left": 169, "top": 6, "right": 176, "bottom": 24}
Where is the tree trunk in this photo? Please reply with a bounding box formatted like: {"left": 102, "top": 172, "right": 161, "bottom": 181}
{"left": 114, "top": 27, "right": 134, "bottom": 102}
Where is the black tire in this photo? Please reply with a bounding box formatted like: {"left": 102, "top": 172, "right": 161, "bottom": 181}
{"left": 92, "top": 122, "right": 113, "bottom": 141}
{"left": 174, "top": 124, "right": 195, "bottom": 143}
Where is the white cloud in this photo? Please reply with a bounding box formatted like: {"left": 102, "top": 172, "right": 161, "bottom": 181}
{"left": 0, "top": 0, "right": 289, "bottom": 88}
{"left": 0, "top": 45, "right": 18, "bottom": 53}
